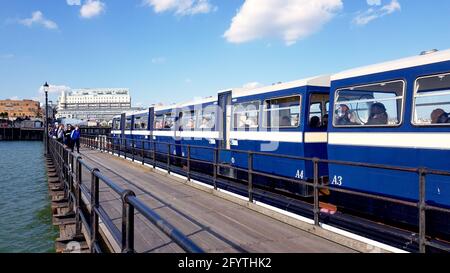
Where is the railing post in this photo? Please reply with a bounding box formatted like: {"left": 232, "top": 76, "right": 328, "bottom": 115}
{"left": 213, "top": 148, "right": 218, "bottom": 190}
{"left": 153, "top": 141, "right": 157, "bottom": 169}
{"left": 75, "top": 156, "right": 83, "bottom": 236}
{"left": 313, "top": 158, "right": 320, "bottom": 226}
{"left": 90, "top": 168, "right": 100, "bottom": 253}
{"left": 418, "top": 168, "right": 427, "bottom": 253}
{"left": 124, "top": 138, "right": 127, "bottom": 160}
{"left": 119, "top": 137, "right": 122, "bottom": 157}
{"left": 132, "top": 139, "right": 135, "bottom": 162}
{"left": 121, "top": 190, "right": 136, "bottom": 253}
{"left": 248, "top": 152, "right": 253, "bottom": 203}
{"left": 141, "top": 140, "right": 145, "bottom": 165}
{"left": 167, "top": 143, "right": 171, "bottom": 174}
{"left": 187, "top": 146, "right": 191, "bottom": 181}
{"left": 69, "top": 153, "right": 74, "bottom": 209}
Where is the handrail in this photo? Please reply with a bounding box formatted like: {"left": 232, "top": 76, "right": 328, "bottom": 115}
{"left": 47, "top": 136, "right": 204, "bottom": 253}
{"left": 81, "top": 134, "right": 450, "bottom": 253}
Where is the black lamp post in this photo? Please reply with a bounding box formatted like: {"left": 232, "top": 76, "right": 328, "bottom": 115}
{"left": 43, "top": 82, "right": 49, "bottom": 155}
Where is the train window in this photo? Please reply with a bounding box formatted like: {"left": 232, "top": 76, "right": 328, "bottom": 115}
{"left": 180, "top": 110, "right": 197, "bottom": 130}
{"left": 197, "top": 112, "right": 215, "bottom": 130}
{"left": 309, "top": 94, "right": 329, "bottom": 129}
{"left": 154, "top": 115, "right": 164, "bottom": 130}
{"left": 263, "top": 96, "right": 300, "bottom": 128}
{"left": 233, "top": 101, "right": 260, "bottom": 129}
{"left": 163, "top": 113, "right": 175, "bottom": 129}
{"left": 333, "top": 80, "right": 404, "bottom": 127}
{"left": 413, "top": 73, "right": 450, "bottom": 126}
{"left": 113, "top": 119, "right": 120, "bottom": 130}
{"left": 134, "top": 115, "right": 148, "bottom": 130}
{"left": 125, "top": 117, "right": 132, "bottom": 130}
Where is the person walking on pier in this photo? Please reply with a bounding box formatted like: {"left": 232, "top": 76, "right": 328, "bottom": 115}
{"left": 71, "top": 126, "right": 81, "bottom": 153}
{"left": 65, "top": 125, "right": 73, "bottom": 150}
{"left": 57, "top": 125, "right": 64, "bottom": 143}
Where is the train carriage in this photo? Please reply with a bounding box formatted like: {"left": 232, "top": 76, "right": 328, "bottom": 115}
{"left": 111, "top": 114, "right": 124, "bottom": 150}
{"left": 131, "top": 109, "right": 152, "bottom": 151}
{"left": 223, "top": 76, "right": 331, "bottom": 197}
{"left": 176, "top": 97, "right": 220, "bottom": 173}
{"left": 152, "top": 105, "right": 178, "bottom": 163}
{"left": 328, "top": 49, "right": 450, "bottom": 236}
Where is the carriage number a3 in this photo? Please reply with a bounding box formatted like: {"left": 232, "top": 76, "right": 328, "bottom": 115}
{"left": 331, "top": 175, "right": 343, "bottom": 186}
{"left": 295, "top": 170, "right": 304, "bottom": 180}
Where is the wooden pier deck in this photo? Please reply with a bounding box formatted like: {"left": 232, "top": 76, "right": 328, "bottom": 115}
{"left": 77, "top": 147, "right": 357, "bottom": 253}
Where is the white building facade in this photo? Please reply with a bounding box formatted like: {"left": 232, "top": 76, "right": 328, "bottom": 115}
{"left": 56, "top": 88, "right": 134, "bottom": 122}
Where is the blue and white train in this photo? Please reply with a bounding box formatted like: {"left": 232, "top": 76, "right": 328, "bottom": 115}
{"left": 110, "top": 49, "right": 450, "bottom": 239}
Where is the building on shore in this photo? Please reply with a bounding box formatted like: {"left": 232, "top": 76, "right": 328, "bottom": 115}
{"left": 0, "top": 99, "right": 41, "bottom": 119}
{"left": 56, "top": 88, "right": 139, "bottom": 122}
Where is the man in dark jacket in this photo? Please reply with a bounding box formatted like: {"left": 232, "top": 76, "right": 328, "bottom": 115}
{"left": 71, "top": 126, "right": 81, "bottom": 153}
{"left": 65, "top": 125, "right": 73, "bottom": 149}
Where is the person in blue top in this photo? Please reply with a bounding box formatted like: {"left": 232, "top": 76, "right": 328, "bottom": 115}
{"left": 71, "top": 125, "right": 81, "bottom": 153}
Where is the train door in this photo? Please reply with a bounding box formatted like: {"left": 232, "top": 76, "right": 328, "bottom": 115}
{"left": 218, "top": 91, "right": 232, "bottom": 149}
{"left": 148, "top": 107, "right": 154, "bottom": 151}
{"left": 218, "top": 90, "right": 234, "bottom": 178}
{"left": 120, "top": 113, "right": 126, "bottom": 148}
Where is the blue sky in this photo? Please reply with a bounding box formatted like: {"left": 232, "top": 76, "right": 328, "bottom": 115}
{"left": 1, "top": 0, "right": 450, "bottom": 107}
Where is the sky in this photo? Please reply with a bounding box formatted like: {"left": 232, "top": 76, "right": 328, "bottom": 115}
{"left": 0, "top": 0, "right": 450, "bottom": 107}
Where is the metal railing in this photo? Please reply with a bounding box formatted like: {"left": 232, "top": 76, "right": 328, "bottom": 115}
{"left": 82, "top": 134, "right": 450, "bottom": 253}
{"left": 48, "top": 137, "right": 204, "bottom": 253}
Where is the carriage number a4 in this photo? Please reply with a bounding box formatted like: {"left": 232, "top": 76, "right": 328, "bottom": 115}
{"left": 331, "top": 175, "right": 343, "bottom": 186}
{"left": 295, "top": 170, "right": 304, "bottom": 180}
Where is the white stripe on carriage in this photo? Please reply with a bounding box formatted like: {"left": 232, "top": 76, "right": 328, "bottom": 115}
{"left": 229, "top": 131, "right": 304, "bottom": 143}
{"left": 329, "top": 132, "right": 450, "bottom": 150}
{"left": 132, "top": 130, "right": 151, "bottom": 136}
{"left": 111, "top": 130, "right": 121, "bottom": 134}
{"left": 304, "top": 132, "right": 328, "bottom": 143}
{"left": 152, "top": 131, "right": 176, "bottom": 137}
{"left": 175, "top": 131, "right": 220, "bottom": 139}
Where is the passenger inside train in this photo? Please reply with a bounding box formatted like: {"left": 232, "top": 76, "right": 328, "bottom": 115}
{"left": 366, "top": 102, "right": 388, "bottom": 125}
{"left": 431, "top": 108, "right": 450, "bottom": 124}
{"left": 322, "top": 114, "right": 329, "bottom": 128}
{"left": 199, "top": 116, "right": 213, "bottom": 129}
{"left": 309, "top": 116, "right": 321, "bottom": 128}
{"left": 334, "top": 104, "right": 356, "bottom": 126}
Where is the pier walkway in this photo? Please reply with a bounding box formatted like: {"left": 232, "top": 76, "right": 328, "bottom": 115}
{"left": 77, "top": 147, "right": 357, "bottom": 253}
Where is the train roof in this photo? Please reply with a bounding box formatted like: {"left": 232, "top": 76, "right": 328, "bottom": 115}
{"left": 178, "top": 96, "right": 217, "bottom": 108}
{"left": 131, "top": 109, "right": 150, "bottom": 115}
{"left": 332, "top": 48, "right": 450, "bottom": 81}
{"left": 230, "top": 75, "right": 331, "bottom": 98}
{"left": 154, "top": 103, "right": 178, "bottom": 112}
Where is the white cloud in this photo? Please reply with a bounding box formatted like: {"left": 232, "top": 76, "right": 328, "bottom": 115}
{"left": 367, "top": 0, "right": 381, "bottom": 6}
{"left": 39, "top": 84, "right": 71, "bottom": 95}
{"left": 9, "top": 96, "right": 20, "bottom": 101}
{"left": 224, "top": 0, "right": 343, "bottom": 46}
{"left": 151, "top": 57, "right": 166, "bottom": 64}
{"left": 354, "top": 0, "right": 401, "bottom": 26}
{"left": 67, "top": 0, "right": 81, "bottom": 6}
{"left": 18, "top": 11, "right": 58, "bottom": 30}
{"left": 0, "top": 54, "right": 14, "bottom": 59}
{"left": 243, "top": 82, "right": 263, "bottom": 89}
{"left": 80, "top": 0, "right": 106, "bottom": 18}
{"left": 143, "top": 0, "right": 216, "bottom": 16}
